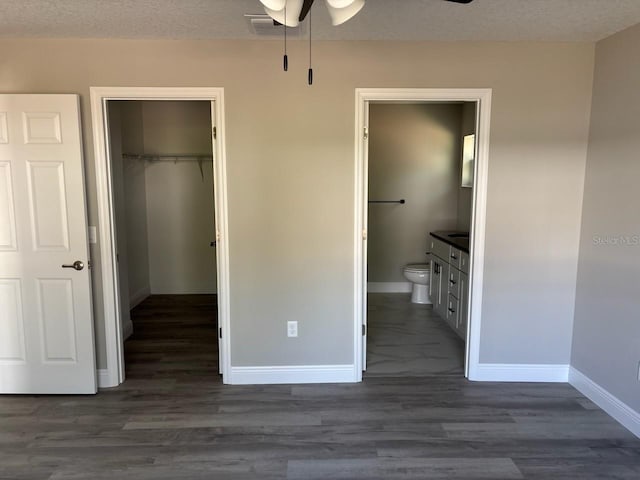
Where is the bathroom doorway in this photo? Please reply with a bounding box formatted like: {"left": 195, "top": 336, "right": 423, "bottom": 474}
{"left": 91, "top": 88, "right": 231, "bottom": 388}
{"left": 354, "top": 88, "right": 492, "bottom": 381}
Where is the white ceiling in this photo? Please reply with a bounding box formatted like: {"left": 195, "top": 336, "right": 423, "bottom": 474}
{"left": 2, "top": 0, "right": 640, "bottom": 42}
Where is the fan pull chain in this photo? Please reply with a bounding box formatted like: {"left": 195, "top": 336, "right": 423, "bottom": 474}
{"left": 283, "top": 3, "right": 288, "bottom": 71}
{"left": 308, "top": 8, "right": 313, "bottom": 85}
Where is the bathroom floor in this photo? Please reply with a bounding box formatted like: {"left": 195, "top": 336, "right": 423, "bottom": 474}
{"left": 365, "top": 293, "right": 465, "bottom": 377}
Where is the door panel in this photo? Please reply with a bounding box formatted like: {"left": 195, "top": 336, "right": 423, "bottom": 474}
{"left": 37, "top": 278, "right": 78, "bottom": 362}
{"left": 0, "top": 113, "right": 8, "bottom": 143}
{"left": 27, "top": 161, "right": 70, "bottom": 250}
{"left": 0, "top": 94, "right": 96, "bottom": 394}
{"left": 0, "top": 162, "right": 17, "bottom": 250}
{"left": 0, "top": 279, "right": 26, "bottom": 363}
{"left": 22, "top": 112, "right": 63, "bottom": 144}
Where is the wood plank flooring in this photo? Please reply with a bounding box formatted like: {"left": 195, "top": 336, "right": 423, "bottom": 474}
{"left": 1, "top": 294, "right": 639, "bottom": 479}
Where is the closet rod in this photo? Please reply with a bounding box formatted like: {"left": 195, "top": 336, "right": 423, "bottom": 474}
{"left": 368, "top": 199, "right": 406, "bottom": 204}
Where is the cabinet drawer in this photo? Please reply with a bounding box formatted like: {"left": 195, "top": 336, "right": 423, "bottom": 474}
{"left": 460, "top": 252, "right": 470, "bottom": 274}
{"left": 449, "top": 247, "right": 462, "bottom": 269}
{"left": 447, "top": 266, "right": 460, "bottom": 299}
{"left": 430, "top": 236, "right": 450, "bottom": 262}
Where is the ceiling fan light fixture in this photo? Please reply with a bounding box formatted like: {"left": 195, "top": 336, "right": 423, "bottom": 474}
{"left": 262, "top": 0, "right": 304, "bottom": 27}
{"left": 258, "top": 0, "right": 286, "bottom": 10}
{"left": 325, "top": 0, "right": 365, "bottom": 26}
{"left": 325, "top": 0, "right": 358, "bottom": 8}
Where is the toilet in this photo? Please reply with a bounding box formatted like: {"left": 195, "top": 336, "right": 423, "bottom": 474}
{"left": 403, "top": 264, "right": 431, "bottom": 304}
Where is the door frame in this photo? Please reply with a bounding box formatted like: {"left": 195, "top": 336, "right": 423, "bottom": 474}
{"left": 354, "top": 88, "right": 492, "bottom": 381}
{"left": 90, "top": 87, "right": 231, "bottom": 387}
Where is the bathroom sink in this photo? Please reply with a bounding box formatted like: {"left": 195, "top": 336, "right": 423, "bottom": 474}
{"left": 447, "top": 233, "right": 469, "bottom": 238}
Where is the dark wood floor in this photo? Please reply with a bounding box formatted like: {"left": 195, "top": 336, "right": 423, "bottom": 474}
{"left": 1, "top": 295, "right": 639, "bottom": 479}
{"left": 124, "top": 294, "right": 220, "bottom": 383}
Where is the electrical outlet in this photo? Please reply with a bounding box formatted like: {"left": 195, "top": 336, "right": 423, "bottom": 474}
{"left": 287, "top": 321, "right": 298, "bottom": 338}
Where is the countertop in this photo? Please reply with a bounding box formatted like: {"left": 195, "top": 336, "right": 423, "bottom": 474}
{"left": 430, "top": 231, "right": 470, "bottom": 253}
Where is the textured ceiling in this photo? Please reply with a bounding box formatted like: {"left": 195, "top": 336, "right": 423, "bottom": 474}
{"left": 1, "top": 0, "right": 640, "bottom": 42}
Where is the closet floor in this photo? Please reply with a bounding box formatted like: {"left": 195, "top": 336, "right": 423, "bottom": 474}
{"left": 125, "top": 294, "right": 220, "bottom": 382}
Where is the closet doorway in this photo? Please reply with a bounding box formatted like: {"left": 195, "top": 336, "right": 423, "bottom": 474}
{"left": 91, "top": 88, "right": 230, "bottom": 388}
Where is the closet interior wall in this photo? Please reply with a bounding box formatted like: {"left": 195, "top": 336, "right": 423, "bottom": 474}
{"left": 108, "top": 100, "right": 216, "bottom": 334}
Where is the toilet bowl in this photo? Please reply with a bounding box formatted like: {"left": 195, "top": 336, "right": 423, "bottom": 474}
{"left": 403, "top": 264, "right": 431, "bottom": 304}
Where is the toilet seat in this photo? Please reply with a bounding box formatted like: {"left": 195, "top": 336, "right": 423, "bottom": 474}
{"left": 404, "top": 264, "right": 429, "bottom": 272}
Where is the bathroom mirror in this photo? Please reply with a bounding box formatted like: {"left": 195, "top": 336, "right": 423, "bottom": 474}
{"left": 461, "top": 133, "right": 475, "bottom": 188}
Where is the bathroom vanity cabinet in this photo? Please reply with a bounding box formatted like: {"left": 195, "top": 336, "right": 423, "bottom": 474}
{"left": 429, "top": 233, "right": 469, "bottom": 341}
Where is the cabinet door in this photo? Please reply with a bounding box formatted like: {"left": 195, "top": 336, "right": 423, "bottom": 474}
{"left": 429, "top": 257, "right": 441, "bottom": 310}
{"left": 458, "top": 271, "right": 469, "bottom": 339}
{"left": 434, "top": 261, "right": 449, "bottom": 319}
{"left": 447, "top": 265, "right": 460, "bottom": 299}
{"left": 429, "top": 257, "right": 436, "bottom": 299}
{"left": 446, "top": 293, "right": 459, "bottom": 331}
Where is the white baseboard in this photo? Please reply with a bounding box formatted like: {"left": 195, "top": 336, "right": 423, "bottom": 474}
{"left": 569, "top": 366, "right": 640, "bottom": 438}
{"left": 229, "top": 364, "right": 357, "bottom": 385}
{"left": 367, "top": 282, "right": 413, "bottom": 293}
{"left": 129, "top": 286, "right": 150, "bottom": 309}
{"left": 122, "top": 319, "right": 134, "bottom": 340}
{"left": 469, "top": 363, "right": 569, "bottom": 382}
{"left": 97, "top": 369, "right": 115, "bottom": 389}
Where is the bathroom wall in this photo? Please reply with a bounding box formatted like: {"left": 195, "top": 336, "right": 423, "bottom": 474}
{"left": 368, "top": 103, "right": 462, "bottom": 285}
{"left": 456, "top": 102, "right": 476, "bottom": 232}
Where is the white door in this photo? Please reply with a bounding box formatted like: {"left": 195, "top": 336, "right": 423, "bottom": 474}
{"left": 209, "top": 101, "right": 224, "bottom": 377}
{"left": 362, "top": 103, "right": 370, "bottom": 371}
{"left": 0, "top": 94, "right": 96, "bottom": 394}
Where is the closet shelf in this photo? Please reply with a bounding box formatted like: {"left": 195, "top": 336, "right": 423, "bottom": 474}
{"left": 123, "top": 153, "right": 213, "bottom": 162}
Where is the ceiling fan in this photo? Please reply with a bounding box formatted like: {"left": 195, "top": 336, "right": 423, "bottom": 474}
{"left": 260, "top": 0, "right": 476, "bottom": 27}
{"left": 258, "top": 0, "right": 476, "bottom": 84}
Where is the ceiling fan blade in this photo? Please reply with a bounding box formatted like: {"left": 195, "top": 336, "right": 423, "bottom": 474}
{"left": 299, "top": 0, "right": 316, "bottom": 21}
{"left": 444, "top": 0, "right": 475, "bottom": 3}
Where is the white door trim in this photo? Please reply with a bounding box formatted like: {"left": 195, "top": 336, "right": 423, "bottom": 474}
{"left": 354, "top": 88, "right": 492, "bottom": 381}
{"left": 90, "top": 87, "right": 231, "bottom": 387}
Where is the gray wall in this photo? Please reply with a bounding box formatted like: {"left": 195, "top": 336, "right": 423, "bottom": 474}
{"left": 368, "top": 103, "right": 462, "bottom": 283}
{"left": 113, "top": 100, "right": 216, "bottom": 296}
{"left": 140, "top": 101, "right": 216, "bottom": 295}
{"left": 107, "top": 102, "right": 132, "bottom": 336}
{"left": 571, "top": 23, "right": 640, "bottom": 411}
{"left": 0, "top": 39, "right": 594, "bottom": 369}
{"left": 118, "top": 101, "right": 150, "bottom": 305}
